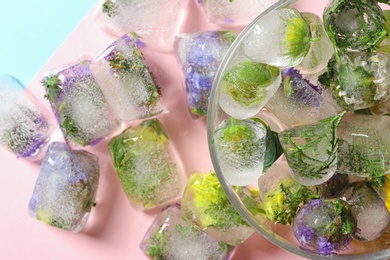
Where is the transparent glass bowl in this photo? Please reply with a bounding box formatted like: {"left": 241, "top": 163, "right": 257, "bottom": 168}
{"left": 207, "top": 0, "right": 390, "bottom": 259}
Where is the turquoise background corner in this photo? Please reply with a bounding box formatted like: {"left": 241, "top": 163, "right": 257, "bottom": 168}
{"left": 0, "top": 1, "right": 96, "bottom": 87}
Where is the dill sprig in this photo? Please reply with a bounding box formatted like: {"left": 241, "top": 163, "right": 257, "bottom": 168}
{"left": 279, "top": 112, "right": 346, "bottom": 180}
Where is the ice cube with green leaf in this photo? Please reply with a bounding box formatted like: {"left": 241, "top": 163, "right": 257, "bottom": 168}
{"left": 219, "top": 59, "right": 281, "bottom": 119}
{"left": 108, "top": 119, "right": 184, "bottom": 210}
{"left": 323, "top": 0, "right": 386, "bottom": 54}
{"left": 42, "top": 60, "right": 118, "bottom": 147}
{"left": 181, "top": 172, "right": 255, "bottom": 245}
{"left": 140, "top": 204, "right": 234, "bottom": 260}
{"left": 278, "top": 112, "right": 345, "bottom": 186}
{"left": 91, "top": 33, "right": 163, "bottom": 122}
{"left": 319, "top": 51, "right": 390, "bottom": 111}
{"left": 241, "top": 8, "right": 312, "bottom": 67}
{"left": 337, "top": 113, "right": 390, "bottom": 178}
{"left": 0, "top": 75, "right": 54, "bottom": 158}
{"left": 213, "top": 117, "right": 282, "bottom": 186}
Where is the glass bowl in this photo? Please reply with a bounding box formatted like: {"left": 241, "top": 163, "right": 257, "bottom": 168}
{"left": 207, "top": 0, "right": 390, "bottom": 259}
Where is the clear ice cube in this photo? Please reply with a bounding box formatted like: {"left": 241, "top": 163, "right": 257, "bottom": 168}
{"left": 341, "top": 182, "right": 390, "bottom": 241}
{"left": 337, "top": 113, "right": 390, "bottom": 178}
{"left": 295, "top": 12, "right": 335, "bottom": 75}
{"left": 91, "top": 34, "right": 163, "bottom": 122}
{"left": 197, "top": 0, "right": 278, "bottom": 26}
{"left": 108, "top": 119, "right": 184, "bottom": 210}
{"left": 28, "top": 142, "right": 99, "bottom": 232}
{"left": 213, "top": 118, "right": 268, "bottom": 186}
{"left": 42, "top": 60, "right": 118, "bottom": 147}
{"left": 95, "top": 0, "right": 186, "bottom": 52}
{"left": 265, "top": 68, "right": 338, "bottom": 128}
{"left": 0, "top": 75, "right": 54, "bottom": 158}
{"left": 140, "top": 204, "right": 235, "bottom": 260}
{"left": 241, "top": 8, "right": 311, "bottom": 67}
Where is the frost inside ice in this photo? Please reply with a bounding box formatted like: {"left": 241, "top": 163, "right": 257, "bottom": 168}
{"left": 28, "top": 142, "right": 99, "bottom": 232}
{"left": 95, "top": 0, "right": 186, "bottom": 51}
{"left": 108, "top": 119, "right": 184, "bottom": 210}
{"left": 175, "top": 30, "right": 236, "bottom": 116}
{"left": 91, "top": 34, "right": 163, "bottom": 122}
{"left": 42, "top": 60, "right": 118, "bottom": 147}
{"left": 198, "top": 0, "right": 278, "bottom": 26}
{"left": 140, "top": 204, "right": 234, "bottom": 260}
{"left": 0, "top": 75, "right": 54, "bottom": 158}
{"left": 213, "top": 118, "right": 268, "bottom": 186}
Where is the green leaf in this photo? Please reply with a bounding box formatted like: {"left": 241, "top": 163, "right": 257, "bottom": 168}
{"left": 222, "top": 60, "right": 280, "bottom": 107}
{"left": 42, "top": 74, "right": 61, "bottom": 104}
{"left": 324, "top": 0, "right": 386, "bottom": 54}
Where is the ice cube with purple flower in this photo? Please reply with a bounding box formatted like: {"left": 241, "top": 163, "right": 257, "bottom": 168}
{"left": 42, "top": 60, "right": 118, "bottom": 147}
{"left": 28, "top": 142, "right": 99, "bottom": 232}
{"left": 292, "top": 199, "right": 356, "bottom": 256}
{"left": 140, "top": 204, "right": 235, "bottom": 259}
{"left": 91, "top": 34, "right": 163, "bottom": 122}
{"left": 0, "top": 75, "right": 55, "bottom": 159}
{"left": 265, "top": 68, "right": 338, "bottom": 128}
{"left": 341, "top": 182, "right": 390, "bottom": 242}
{"left": 175, "top": 30, "right": 236, "bottom": 117}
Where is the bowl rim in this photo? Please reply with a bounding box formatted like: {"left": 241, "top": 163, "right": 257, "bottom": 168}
{"left": 206, "top": 0, "right": 390, "bottom": 259}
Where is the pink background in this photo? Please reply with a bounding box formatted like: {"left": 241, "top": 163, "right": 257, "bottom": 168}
{"left": 0, "top": 0, "right": 325, "bottom": 259}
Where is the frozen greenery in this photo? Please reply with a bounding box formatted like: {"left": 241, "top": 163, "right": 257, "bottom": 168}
{"left": 108, "top": 119, "right": 183, "bottom": 209}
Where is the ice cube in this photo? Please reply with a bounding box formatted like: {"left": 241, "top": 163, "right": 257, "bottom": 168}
{"left": 219, "top": 58, "right": 281, "bottom": 119}
{"left": 28, "top": 142, "right": 99, "bottom": 232}
{"left": 91, "top": 34, "right": 163, "bottom": 122}
{"left": 320, "top": 51, "right": 390, "bottom": 111}
{"left": 181, "top": 172, "right": 254, "bottom": 245}
{"left": 175, "top": 30, "right": 236, "bottom": 117}
{"left": 213, "top": 117, "right": 280, "bottom": 186}
{"left": 278, "top": 113, "right": 345, "bottom": 186}
{"left": 337, "top": 113, "right": 390, "bottom": 178}
{"left": 108, "top": 119, "right": 185, "bottom": 210}
{"left": 197, "top": 0, "right": 278, "bottom": 26}
{"left": 241, "top": 8, "right": 311, "bottom": 67}
{"left": 42, "top": 60, "right": 118, "bottom": 147}
{"left": 140, "top": 204, "right": 235, "bottom": 260}
{"left": 323, "top": 0, "right": 386, "bottom": 52}
{"left": 258, "top": 158, "right": 318, "bottom": 225}
{"left": 265, "top": 68, "right": 338, "bottom": 128}
{"left": 95, "top": 0, "right": 186, "bottom": 52}
{"left": 294, "top": 12, "right": 335, "bottom": 75}
{"left": 341, "top": 182, "right": 390, "bottom": 241}
{"left": 0, "top": 75, "right": 55, "bottom": 159}
{"left": 292, "top": 199, "right": 356, "bottom": 256}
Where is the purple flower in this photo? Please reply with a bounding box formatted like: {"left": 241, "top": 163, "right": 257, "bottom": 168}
{"left": 181, "top": 31, "right": 234, "bottom": 116}
{"left": 317, "top": 236, "right": 335, "bottom": 256}
{"left": 282, "top": 68, "right": 322, "bottom": 106}
{"left": 295, "top": 219, "right": 315, "bottom": 246}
